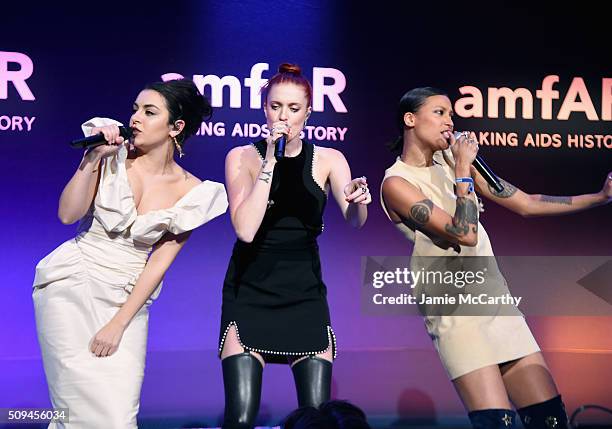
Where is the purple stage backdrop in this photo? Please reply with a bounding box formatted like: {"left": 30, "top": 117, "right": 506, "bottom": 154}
{"left": 1, "top": 2, "right": 611, "bottom": 427}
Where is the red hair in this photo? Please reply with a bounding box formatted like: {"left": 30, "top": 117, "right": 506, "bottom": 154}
{"left": 262, "top": 63, "right": 313, "bottom": 107}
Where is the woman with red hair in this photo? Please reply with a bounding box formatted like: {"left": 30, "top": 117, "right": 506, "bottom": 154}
{"left": 219, "top": 63, "right": 371, "bottom": 428}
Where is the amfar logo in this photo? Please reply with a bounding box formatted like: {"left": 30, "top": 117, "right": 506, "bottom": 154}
{"left": 0, "top": 51, "right": 35, "bottom": 101}
{"left": 162, "top": 63, "right": 347, "bottom": 113}
{"left": 455, "top": 76, "right": 611, "bottom": 121}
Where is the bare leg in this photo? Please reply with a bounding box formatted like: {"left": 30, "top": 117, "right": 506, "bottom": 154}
{"left": 453, "top": 365, "right": 518, "bottom": 428}
{"left": 501, "top": 352, "right": 568, "bottom": 428}
{"left": 289, "top": 346, "right": 333, "bottom": 367}
{"left": 453, "top": 364, "right": 512, "bottom": 411}
{"left": 221, "top": 325, "right": 265, "bottom": 367}
{"left": 500, "top": 352, "right": 558, "bottom": 408}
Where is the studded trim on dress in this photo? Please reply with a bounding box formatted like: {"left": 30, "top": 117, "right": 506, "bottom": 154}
{"left": 312, "top": 144, "right": 327, "bottom": 233}
{"left": 251, "top": 142, "right": 265, "bottom": 162}
{"left": 311, "top": 144, "right": 328, "bottom": 197}
{"left": 219, "top": 321, "right": 337, "bottom": 359}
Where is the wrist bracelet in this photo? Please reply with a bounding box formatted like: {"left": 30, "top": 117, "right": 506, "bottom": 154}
{"left": 455, "top": 177, "right": 474, "bottom": 193}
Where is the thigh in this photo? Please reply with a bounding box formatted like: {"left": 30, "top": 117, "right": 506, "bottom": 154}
{"left": 500, "top": 352, "right": 559, "bottom": 408}
{"left": 452, "top": 364, "right": 512, "bottom": 411}
{"left": 220, "top": 325, "right": 265, "bottom": 368}
{"left": 289, "top": 337, "right": 334, "bottom": 367}
{"left": 315, "top": 347, "right": 333, "bottom": 363}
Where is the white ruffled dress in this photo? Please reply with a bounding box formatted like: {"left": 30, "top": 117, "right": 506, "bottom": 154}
{"left": 32, "top": 118, "right": 228, "bottom": 428}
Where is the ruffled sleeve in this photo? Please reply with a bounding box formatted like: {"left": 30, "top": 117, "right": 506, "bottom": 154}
{"left": 81, "top": 117, "right": 124, "bottom": 138}
{"left": 81, "top": 117, "right": 138, "bottom": 233}
{"left": 130, "top": 181, "right": 228, "bottom": 245}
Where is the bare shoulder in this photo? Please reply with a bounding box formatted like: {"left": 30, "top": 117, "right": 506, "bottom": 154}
{"left": 314, "top": 145, "right": 347, "bottom": 165}
{"left": 383, "top": 175, "right": 403, "bottom": 189}
{"left": 383, "top": 176, "right": 419, "bottom": 195}
{"left": 179, "top": 169, "right": 203, "bottom": 194}
{"left": 226, "top": 143, "right": 262, "bottom": 165}
{"left": 182, "top": 170, "right": 202, "bottom": 184}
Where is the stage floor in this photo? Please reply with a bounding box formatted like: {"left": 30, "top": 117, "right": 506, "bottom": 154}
{"left": 2, "top": 347, "right": 610, "bottom": 428}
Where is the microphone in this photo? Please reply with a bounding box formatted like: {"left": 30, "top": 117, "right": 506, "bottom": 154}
{"left": 453, "top": 131, "right": 504, "bottom": 193}
{"left": 274, "top": 134, "right": 287, "bottom": 160}
{"left": 70, "top": 126, "right": 133, "bottom": 149}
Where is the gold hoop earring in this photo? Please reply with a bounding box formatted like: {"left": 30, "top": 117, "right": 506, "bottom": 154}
{"left": 173, "top": 136, "right": 185, "bottom": 158}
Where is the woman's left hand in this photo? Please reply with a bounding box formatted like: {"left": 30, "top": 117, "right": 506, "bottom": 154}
{"left": 344, "top": 176, "right": 372, "bottom": 205}
{"left": 601, "top": 171, "right": 612, "bottom": 201}
{"left": 90, "top": 320, "right": 126, "bottom": 357}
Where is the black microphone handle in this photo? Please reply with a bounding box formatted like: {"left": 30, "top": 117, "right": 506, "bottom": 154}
{"left": 473, "top": 155, "right": 504, "bottom": 193}
{"left": 453, "top": 131, "right": 504, "bottom": 193}
{"left": 274, "top": 134, "right": 287, "bottom": 160}
{"left": 70, "top": 126, "right": 132, "bottom": 149}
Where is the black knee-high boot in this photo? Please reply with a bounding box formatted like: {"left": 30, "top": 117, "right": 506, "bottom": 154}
{"left": 517, "top": 395, "right": 569, "bottom": 429}
{"left": 222, "top": 352, "right": 263, "bottom": 429}
{"left": 291, "top": 356, "right": 332, "bottom": 408}
{"left": 468, "top": 409, "right": 517, "bottom": 428}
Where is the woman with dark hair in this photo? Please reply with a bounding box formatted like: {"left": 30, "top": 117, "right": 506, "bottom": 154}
{"left": 282, "top": 400, "right": 372, "bottom": 429}
{"left": 33, "top": 79, "right": 228, "bottom": 428}
{"left": 380, "top": 87, "right": 611, "bottom": 429}
{"left": 219, "top": 63, "right": 371, "bottom": 428}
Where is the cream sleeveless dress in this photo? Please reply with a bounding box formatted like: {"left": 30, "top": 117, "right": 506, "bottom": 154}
{"left": 380, "top": 148, "right": 540, "bottom": 380}
{"left": 32, "top": 118, "right": 228, "bottom": 428}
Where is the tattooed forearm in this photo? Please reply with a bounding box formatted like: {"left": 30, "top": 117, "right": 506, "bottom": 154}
{"left": 258, "top": 159, "right": 273, "bottom": 183}
{"left": 410, "top": 199, "right": 434, "bottom": 225}
{"left": 445, "top": 197, "right": 478, "bottom": 236}
{"left": 539, "top": 195, "right": 572, "bottom": 205}
{"left": 258, "top": 170, "right": 273, "bottom": 183}
{"left": 488, "top": 178, "right": 518, "bottom": 198}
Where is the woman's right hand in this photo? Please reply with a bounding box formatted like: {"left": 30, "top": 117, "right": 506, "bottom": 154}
{"left": 450, "top": 131, "right": 479, "bottom": 169}
{"left": 264, "top": 121, "right": 291, "bottom": 162}
{"left": 86, "top": 125, "right": 125, "bottom": 159}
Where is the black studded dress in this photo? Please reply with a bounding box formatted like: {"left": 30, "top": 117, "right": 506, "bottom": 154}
{"left": 219, "top": 139, "right": 336, "bottom": 364}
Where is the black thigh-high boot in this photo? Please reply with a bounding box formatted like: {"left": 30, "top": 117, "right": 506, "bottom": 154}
{"left": 468, "top": 409, "right": 517, "bottom": 428}
{"left": 222, "top": 352, "right": 263, "bottom": 429}
{"left": 291, "top": 356, "right": 332, "bottom": 408}
{"left": 517, "top": 395, "right": 569, "bottom": 429}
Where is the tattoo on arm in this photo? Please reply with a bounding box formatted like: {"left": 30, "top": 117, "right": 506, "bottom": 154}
{"left": 445, "top": 197, "right": 479, "bottom": 236}
{"left": 410, "top": 199, "right": 434, "bottom": 225}
{"left": 488, "top": 178, "right": 518, "bottom": 198}
{"left": 539, "top": 195, "right": 572, "bottom": 205}
{"left": 258, "top": 170, "right": 273, "bottom": 183}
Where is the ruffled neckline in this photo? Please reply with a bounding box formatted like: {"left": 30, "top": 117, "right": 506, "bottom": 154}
{"left": 92, "top": 144, "right": 228, "bottom": 244}
{"left": 120, "top": 154, "right": 209, "bottom": 219}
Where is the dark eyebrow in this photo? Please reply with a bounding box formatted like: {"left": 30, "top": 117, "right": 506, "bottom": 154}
{"left": 133, "top": 102, "right": 160, "bottom": 110}
{"left": 434, "top": 105, "right": 453, "bottom": 114}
